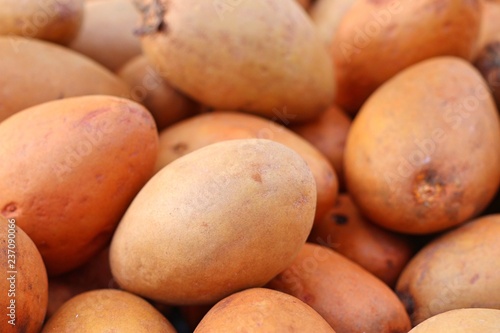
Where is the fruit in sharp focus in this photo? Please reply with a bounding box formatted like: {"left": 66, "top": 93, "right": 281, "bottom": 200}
{"left": 110, "top": 139, "right": 316, "bottom": 305}
{"left": 345, "top": 57, "right": 500, "bottom": 234}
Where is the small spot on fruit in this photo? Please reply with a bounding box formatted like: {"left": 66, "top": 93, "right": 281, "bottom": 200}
{"left": 251, "top": 172, "right": 262, "bottom": 183}
{"left": 1, "top": 202, "right": 18, "bottom": 218}
{"left": 331, "top": 214, "right": 348, "bottom": 225}
{"left": 173, "top": 142, "right": 188, "bottom": 154}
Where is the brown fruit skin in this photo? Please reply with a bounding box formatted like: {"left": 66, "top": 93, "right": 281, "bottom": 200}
{"left": 268, "top": 243, "right": 411, "bottom": 333}
{"left": 42, "top": 289, "right": 177, "bottom": 333}
{"left": 344, "top": 57, "right": 500, "bottom": 234}
{"left": 290, "top": 105, "right": 351, "bottom": 190}
{"left": 475, "top": 42, "right": 500, "bottom": 109}
{"left": 110, "top": 139, "right": 317, "bottom": 305}
{"left": 69, "top": 0, "right": 142, "bottom": 71}
{"left": 408, "top": 308, "right": 500, "bottom": 333}
{"left": 0, "top": 216, "right": 48, "bottom": 333}
{"left": 137, "top": 0, "right": 334, "bottom": 122}
{"left": 47, "top": 246, "right": 118, "bottom": 318}
{"left": 156, "top": 111, "right": 338, "bottom": 221}
{"left": 474, "top": 1, "right": 500, "bottom": 59}
{"left": 0, "top": 37, "right": 129, "bottom": 123}
{"left": 118, "top": 55, "right": 199, "bottom": 131}
{"left": 310, "top": 0, "right": 356, "bottom": 48}
{"left": 0, "top": 96, "right": 159, "bottom": 275}
{"left": 332, "top": 0, "right": 482, "bottom": 113}
{"left": 308, "top": 194, "right": 415, "bottom": 287}
{"left": 194, "top": 288, "right": 336, "bottom": 333}
{"left": 396, "top": 215, "right": 500, "bottom": 326}
{"left": 0, "top": 0, "right": 83, "bottom": 45}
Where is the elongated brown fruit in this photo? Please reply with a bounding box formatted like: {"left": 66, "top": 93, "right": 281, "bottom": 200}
{"left": 0, "top": 37, "right": 129, "bottom": 123}
{"left": 268, "top": 243, "right": 411, "bottom": 333}
{"left": 135, "top": 0, "right": 334, "bottom": 122}
{"left": 0, "top": 96, "right": 159, "bottom": 275}
{"left": 308, "top": 194, "right": 415, "bottom": 287}
{"left": 0, "top": 0, "right": 83, "bottom": 45}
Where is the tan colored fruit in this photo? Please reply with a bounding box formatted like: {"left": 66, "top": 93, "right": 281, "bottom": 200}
{"left": 332, "top": 0, "right": 482, "bottom": 113}
{"left": 156, "top": 111, "right": 337, "bottom": 221}
{"left": 268, "top": 243, "right": 411, "bottom": 333}
{"left": 194, "top": 288, "right": 336, "bottom": 333}
{"left": 0, "top": 0, "right": 83, "bottom": 44}
{"left": 69, "top": 0, "right": 142, "bottom": 71}
{"left": 408, "top": 308, "right": 500, "bottom": 333}
{"left": 118, "top": 55, "right": 199, "bottom": 131}
{"left": 345, "top": 57, "right": 500, "bottom": 234}
{"left": 0, "top": 37, "right": 129, "bottom": 123}
{"left": 110, "top": 139, "right": 316, "bottom": 305}
{"left": 0, "top": 216, "right": 48, "bottom": 333}
{"left": 136, "top": 0, "right": 334, "bottom": 122}
{"left": 308, "top": 194, "right": 415, "bottom": 287}
{"left": 310, "top": 0, "right": 356, "bottom": 48}
{"left": 42, "top": 289, "right": 176, "bottom": 333}
{"left": 0, "top": 96, "right": 159, "bottom": 275}
{"left": 396, "top": 215, "right": 500, "bottom": 325}
{"left": 290, "top": 105, "right": 351, "bottom": 190}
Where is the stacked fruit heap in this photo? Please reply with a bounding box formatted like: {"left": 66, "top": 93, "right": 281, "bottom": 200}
{"left": 1, "top": 0, "right": 500, "bottom": 332}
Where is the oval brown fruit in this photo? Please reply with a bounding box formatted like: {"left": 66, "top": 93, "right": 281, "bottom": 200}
{"left": 194, "top": 288, "right": 336, "bottom": 333}
{"left": 268, "top": 243, "right": 411, "bottom": 333}
{"left": 396, "top": 214, "right": 500, "bottom": 325}
{"left": 136, "top": 0, "right": 334, "bottom": 122}
{"left": 345, "top": 57, "right": 500, "bottom": 234}
{"left": 0, "top": 95, "right": 159, "bottom": 275}
{"left": 42, "top": 289, "right": 176, "bottom": 333}
{"left": 0, "top": 216, "right": 48, "bottom": 333}
{"left": 111, "top": 139, "right": 316, "bottom": 305}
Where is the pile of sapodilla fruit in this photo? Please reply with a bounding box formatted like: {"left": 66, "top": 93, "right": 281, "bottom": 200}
{"left": 1, "top": 0, "right": 500, "bottom": 332}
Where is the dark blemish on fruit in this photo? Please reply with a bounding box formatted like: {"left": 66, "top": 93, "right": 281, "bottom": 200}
{"left": 413, "top": 169, "right": 444, "bottom": 206}
{"left": 331, "top": 214, "right": 348, "bottom": 225}
{"left": 172, "top": 142, "right": 188, "bottom": 154}
{"left": 1, "top": 202, "right": 18, "bottom": 218}
{"left": 386, "top": 259, "right": 394, "bottom": 269}
{"left": 251, "top": 172, "right": 262, "bottom": 183}
{"left": 134, "top": 0, "right": 168, "bottom": 36}
{"left": 470, "top": 274, "right": 479, "bottom": 284}
{"left": 397, "top": 289, "right": 415, "bottom": 318}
